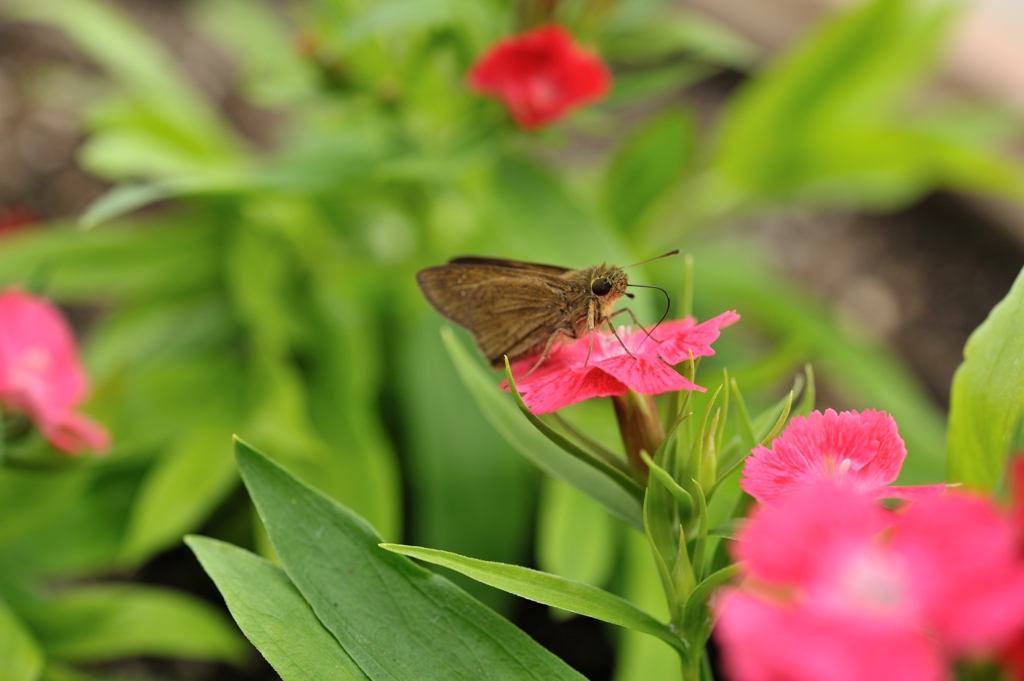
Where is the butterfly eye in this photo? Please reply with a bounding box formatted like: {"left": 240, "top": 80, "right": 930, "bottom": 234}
{"left": 591, "top": 278, "right": 612, "bottom": 296}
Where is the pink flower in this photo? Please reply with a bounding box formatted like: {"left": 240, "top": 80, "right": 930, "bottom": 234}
{"left": 506, "top": 311, "right": 739, "bottom": 413}
{"left": 0, "top": 289, "right": 110, "bottom": 455}
{"left": 467, "top": 24, "right": 611, "bottom": 129}
{"left": 740, "top": 408, "right": 944, "bottom": 505}
{"left": 716, "top": 484, "right": 1024, "bottom": 681}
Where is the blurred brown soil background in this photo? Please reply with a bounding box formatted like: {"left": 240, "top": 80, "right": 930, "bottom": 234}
{"left": 2, "top": 1, "right": 1023, "bottom": 679}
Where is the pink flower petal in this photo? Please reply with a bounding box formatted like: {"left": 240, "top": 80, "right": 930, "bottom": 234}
{"left": 0, "top": 288, "right": 109, "bottom": 455}
{"left": 736, "top": 482, "right": 892, "bottom": 587}
{"left": 503, "top": 312, "right": 736, "bottom": 412}
{"left": 892, "top": 492, "right": 1024, "bottom": 653}
{"left": 656, "top": 310, "right": 740, "bottom": 365}
{"left": 44, "top": 411, "right": 111, "bottom": 455}
{"left": 715, "top": 590, "right": 945, "bottom": 681}
{"left": 516, "top": 365, "right": 627, "bottom": 414}
{"left": 593, "top": 354, "right": 701, "bottom": 396}
{"left": 740, "top": 408, "right": 913, "bottom": 505}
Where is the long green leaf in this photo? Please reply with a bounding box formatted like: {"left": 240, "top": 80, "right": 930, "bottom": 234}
{"left": 443, "top": 328, "right": 644, "bottom": 530}
{"left": 235, "top": 438, "right": 586, "bottom": 680}
{"left": 0, "top": 597, "right": 43, "bottom": 681}
{"left": 381, "top": 544, "right": 686, "bottom": 654}
{"left": 503, "top": 359, "right": 643, "bottom": 497}
{"left": 24, "top": 585, "right": 245, "bottom": 663}
{"left": 187, "top": 536, "right": 368, "bottom": 680}
{"left": 947, "top": 265, "right": 1024, "bottom": 489}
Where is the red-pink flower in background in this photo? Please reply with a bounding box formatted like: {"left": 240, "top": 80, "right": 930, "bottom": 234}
{"left": 0, "top": 289, "right": 110, "bottom": 455}
{"left": 740, "top": 408, "right": 944, "bottom": 505}
{"left": 468, "top": 24, "right": 611, "bottom": 129}
{"left": 507, "top": 311, "right": 738, "bottom": 413}
{"left": 716, "top": 483, "right": 1024, "bottom": 681}
{"left": 0, "top": 206, "right": 38, "bottom": 237}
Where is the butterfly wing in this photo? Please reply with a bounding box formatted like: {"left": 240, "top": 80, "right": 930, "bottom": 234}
{"left": 416, "top": 263, "right": 574, "bottom": 366}
{"left": 465, "top": 277, "right": 573, "bottom": 366}
{"left": 447, "top": 256, "right": 570, "bottom": 277}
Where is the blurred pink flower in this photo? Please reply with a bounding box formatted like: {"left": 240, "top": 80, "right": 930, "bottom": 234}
{"left": 716, "top": 484, "right": 1024, "bottom": 681}
{"left": 0, "top": 289, "right": 110, "bottom": 455}
{"left": 468, "top": 24, "right": 611, "bottom": 129}
{"left": 506, "top": 311, "right": 739, "bottom": 413}
{"left": 740, "top": 408, "right": 944, "bottom": 505}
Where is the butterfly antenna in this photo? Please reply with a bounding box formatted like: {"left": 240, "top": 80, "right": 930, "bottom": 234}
{"left": 627, "top": 283, "right": 672, "bottom": 349}
{"left": 626, "top": 249, "right": 680, "bottom": 269}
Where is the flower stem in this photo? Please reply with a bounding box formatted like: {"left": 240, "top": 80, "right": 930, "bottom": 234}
{"left": 612, "top": 389, "right": 666, "bottom": 480}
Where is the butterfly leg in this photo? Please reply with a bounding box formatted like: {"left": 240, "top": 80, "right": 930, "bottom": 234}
{"left": 584, "top": 299, "right": 596, "bottom": 367}
{"left": 604, "top": 318, "right": 637, "bottom": 360}
{"left": 609, "top": 307, "right": 661, "bottom": 349}
{"left": 518, "top": 329, "right": 566, "bottom": 381}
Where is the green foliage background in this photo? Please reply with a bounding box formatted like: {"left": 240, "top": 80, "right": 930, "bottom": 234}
{"left": 0, "top": 0, "right": 1021, "bottom": 678}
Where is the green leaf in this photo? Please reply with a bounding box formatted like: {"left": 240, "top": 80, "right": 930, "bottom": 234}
{"left": 947, "top": 265, "right": 1024, "bottom": 489}
{"left": 614, "top": 531, "right": 682, "bottom": 680}
{"left": 24, "top": 585, "right": 245, "bottom": 663}
{"left": 0, "top": 469, "right": 90, "bottom": 549}
{"left": 729, "top": 379, "right": 757, "bottom": 454}
{"left": 503, "top": 359, "right": 643, "bottom": 498}
{"left": 186, "top": 536, "right": 368, "bottom": 680}
{"left": 0, "top": 596, "right": 44, "bottom": 681}
{"left": 119, "top": 417, "right": 239, "bottom": 565}
{"left": 536, "top": 478, "right": 617, "bottom": 588}
{"left": 692, "top": 246, "right": 945, "bottom": 484}
{"left": 795, "top": 364, "right": 817, "bottom": 417}
{"left": 706, "top": 0, "right": 1024, "bottom": 212}
{"left": 682, "top": 564, "right": 741, "bottom": 646}
{"left": 381, "top": 544, "right": 686, "bottom": 654}
{"left": 639, "top": 451, "right": 693, "bottom": 519}
{"left": 605, "top": 110, "right": 694, "bottom": 233}
{"left": 235, "top": 438, "right": 586, "bottom": 680}
{"left": 442, "top": 328, "right": 645, "bottom": 530}
{"left": 400, "top": 317, "right": 537, "bottom": 610}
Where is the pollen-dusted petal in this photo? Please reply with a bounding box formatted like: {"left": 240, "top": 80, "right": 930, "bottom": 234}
{"left": 715, "top": 590, "right": 944, "bottom": 681}
{"left": 656, "top": 310, "right": 740, "bottom": 365}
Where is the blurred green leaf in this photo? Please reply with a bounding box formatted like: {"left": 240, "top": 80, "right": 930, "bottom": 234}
{"left": 614, "top": 530, "right": 681, "bottom": 680}
{"left": 443, "top": 328, "right": 645, "bottom": 530}
{"left": 401, "top": 317, "right": 536, "bottom": 610}
{"left": 236, "top": 438, "right": 587, "bottom": 680}
{"left": 13, "top": 0, "right": 245, "bottom": 180}
{"left": 693, "top": 247, "right": 945, "bottom": 484}
{"left": 0, "top": 464, "right": 141, "bottom": 578}
{"left": 947, "top": 266, "right": 1024, "bottom": 489}
{"left": 705, "top": 0, "right": 1024, "bottom": 216}
{"left": 382, "top": 543, "right": 686, "bottom": 653}
{"left": 191, "top": 0, "right": 319, "bottom": 107}
{"left": 23, "top": 585, "right": 245, "bottom": 663}
{"left": 0, "top": 223, "right": 221, "bottom": 303}
{"left": 187, "top": 536, "right": 368, "bottom": 680}
{"left": 0, "top": 597, "right": 44, "bottom": 681}
{"left": 606, "top": 110, "right": 694, "bottom": 234}
{"left": 0, "top": 470, "right": 90, "bottom": 549}
{"left": 536, "top": 478, "right": 617, "bottom": 588}
{"left": 600, "top": 1, "right": 757, "bottom": 69}
{"left": 119, "top": 410, "right": 241, "bottom": 565}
